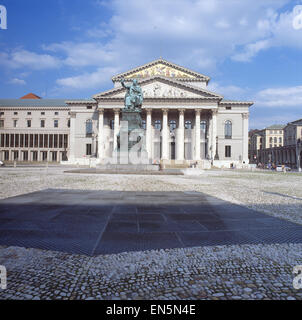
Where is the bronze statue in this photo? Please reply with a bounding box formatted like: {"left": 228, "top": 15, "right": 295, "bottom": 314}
{"left": 121, "top": 78, "right": 143, "bottom": 111}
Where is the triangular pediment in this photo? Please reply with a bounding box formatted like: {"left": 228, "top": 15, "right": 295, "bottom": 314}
{"left": 112, "top": 58, "right": 210, "bottom": 82}
{"left": 94, "top": 77, "right": 222, "bottom": 100}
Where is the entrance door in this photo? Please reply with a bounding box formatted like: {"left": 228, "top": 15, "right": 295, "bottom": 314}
{"left": 170, "top": 142, "right": 176, "bottom": 160}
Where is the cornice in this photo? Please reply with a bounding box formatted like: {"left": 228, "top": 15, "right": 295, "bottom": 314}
{"left": 94, "top": 76, "right": 223, "bottom": 100}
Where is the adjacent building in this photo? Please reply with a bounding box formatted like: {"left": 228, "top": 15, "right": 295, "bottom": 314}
{"left": 0, "top": 58, "right": 253, "bottom": 168}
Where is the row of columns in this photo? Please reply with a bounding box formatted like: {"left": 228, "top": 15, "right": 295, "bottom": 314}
{"left": 97, "top": 108, "right": 218, "bottom": 161}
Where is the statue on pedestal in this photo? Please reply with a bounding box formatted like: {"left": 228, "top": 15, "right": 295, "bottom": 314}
{"left": 121, "top": 78, "right": 143, "bottom": 112}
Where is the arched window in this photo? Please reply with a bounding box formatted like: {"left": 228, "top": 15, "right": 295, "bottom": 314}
{"left": 225, "top": 120, "right": 232, "bottom": 139}
{"left": 142, "top": 120, "right": 146, "bottom": 130}
{"left": 200, "top": 120, "right": 207, "bottom": 134}
{"left": 269, "top": 137, "right": 273, "bottom": 143}
{"left": 86, "top": 119, "right": 93, "bottom": 137}
{"left": 154, "top": 120, "right": 161, "bottom": 130}
{"left": 274, "top": 137, "right": 277, "bottom": 143}
{"left": 169, "top": 120, "right": 176, "bottom": 131}
{"left": 185, "top": 120, "right": 192, "bottom": 129}
{"left": 279, "top": 137, "right": 282, "bottom": 143}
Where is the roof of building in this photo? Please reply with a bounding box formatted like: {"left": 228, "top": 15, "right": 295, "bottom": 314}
{"left": 112, "top": 58, "right": 211, "bottom": 83}
{"left": 0, "top": 99, "right": 95, "bottom": 108}
{"left": 289, "top": 118, "right": 302, "bottom": 126}
{"left": 20, "top": 93, "right": 41, "bottom": 99}
{"left": 265, "top": 124, "right": 286, "bottom": 130}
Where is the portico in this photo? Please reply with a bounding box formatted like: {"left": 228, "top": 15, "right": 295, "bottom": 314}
{"left": 65, "top": 58, "right": 253, "bottom": 168}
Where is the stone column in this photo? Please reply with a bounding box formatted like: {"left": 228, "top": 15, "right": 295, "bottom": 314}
{"left": 162, "top": 109, "right": 169, "bottom": 160}
{"left": 211, "top": 109, "right": 218, "bottom": 160}
{"left": 98, "top": 108, "right": 104, "bottom": 160}
{"left": 113, "top": 109, "right": 120, "bottom": 151}
{"left": 242, "top": 113, "right": 249, "bottom": 163}
{"left": 69, "top": 111, "right": 76, "bottom": 160}
{"left": 177, "top": 109, "right": 185, "bottom": 161}
{"left": 195, "top": 109, "right": 201, "bottom": 161}
{"left": 146, "top": 109, "right": 152, "bottom": 159}
{"left": 207, "top": 114, "right": 212, "bottom": 159}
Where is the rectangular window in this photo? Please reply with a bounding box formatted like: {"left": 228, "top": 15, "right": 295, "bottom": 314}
{"left": 23, "top": 151, "right": 28, "bottom": 161}
{"left": 54, "top": 120, "right": 59, "bottom": 128}
{"left": 86, "top": 144, "right": 92, "bottom": 156}
{"left": 34, "top": 134, "right": 38, "bottom": 148}
{"left": 20, "top": 134, "right": 24, "bottom": 147}
{"left": 0, "top": 120, "right": 4, "bottom": 128}
{"left": 225, "top": 145, "right": 231, "bottom": 158}
{"left": 13, "top": 120, "right": 18, "bottom": 128}
{"left": 5, "top": 134, "right": 9, "bottom": 147}
{"left": 55, "top": 112, "right": 59, "bottom": 116}
{"left": 49, "top": 134, "right": 53, "bottom": 148}
{"left": 4, "top": 151, "right": 9, "bottom": 161}
{"left": 27, "top": 120, "right": 31, "bottom": 128}
{"left": 15, "top": 134, "right": 19, "bottom": 148}
{"left": 39, "top": 134, "right": 43, "bottom": 148}
{"left": 54, "top": 134, "right": 58, "bottom": 148}
{"left": 13, "top": 151, "right": 19, "bottom": 161}
{"left": 59, "top": 134, "right": 63, "bottom": 148}
{"left": 41, "top": 112, "right": 45, "bottom": 115}
{"left": 44, "top": 134, "right": 48, "bottom": 148}
{"left": 30, "top": 134, "right": 34, "bottom": 148}
{"left": 24, "top": 134, "right": 29, "bottom": 148}
{"left": 41, "top": 120, "right": 45, "bottom": 128}
{"left": 64, "top": 135, "right": 68, "bottom": 148}
{"left": 32, "top": 151, "right": 38, "bottom": 161}
{"left": 0, "top": 134, "right": 4, "bottom": 147}
{"left": 27, "top": 112, "right": 31, "bottom": 115}
{"left": 10, "top": 134, "right": 14, "bottom": 147}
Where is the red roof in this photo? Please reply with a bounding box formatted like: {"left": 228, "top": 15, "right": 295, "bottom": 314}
{"left": 20, "top": 93, "right": 41, "bottom": 99}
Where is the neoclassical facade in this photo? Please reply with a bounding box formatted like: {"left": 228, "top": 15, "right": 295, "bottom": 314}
{"left": 0, "top": 59, "right": 253, "bottom": 168}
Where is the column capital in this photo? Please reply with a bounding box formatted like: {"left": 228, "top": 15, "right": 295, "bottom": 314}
{"left": 98, "top": 108, "right": 104, "bottom": 114}
{"left": 242, "top": 112, "right": 249, "bottom": 120}
{"left": 212, "top": 109, "right": 218, "bottom": 116}
{"left": 162, "top": 108, "right": 169, "bottom": 115}
{"left": 178, "top": 108, "right": 185, "bottom": 115}
{"left": 195, "top": 109, "right": 201, "bottom": 116}
{"left": 113, "top": 108, "right": 121, "bottom": 114}
{"left": 70, "top": 111, "right": 77, "bottom": 118}
{"left": 145, "top": 108, "right": 152, "bottom": 115}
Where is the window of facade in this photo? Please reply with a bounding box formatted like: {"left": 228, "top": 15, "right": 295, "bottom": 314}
{"left": 142, "top": 120, "right": 146, "bottom": 130}
{"left": 225, "top": 145, "right": 231, "bottom": 157}
{"left": 13, "top": 120, "right": 18, "bottom": 128}
{"left": 110, "top": 120, "right": 114, "bottom": 130}
{"left": 185, "top": 120, "right": 192, "bottom": 129}
{"left": 225, "top": 120, "right": 232, "bottom": 139}
{"left": 86, "top": 119, "right": 93, "bottom": 137}
{"left": 67, "top": 119, "right": 70, "bottom": 128}
{"left": 54, "top": 120, "right": 59, "bottom": 128}
{"left": 27, "top": 120, "right": 31, "bottom": 128}
{"left": 14, "top": 112, "right": 18, "bottom": 115}
{"left": 200, "top": 120, "right": 207, "bottom": 134}
{"left": 0, "top": 120, "right": 4, "bottom": 128}
{"left": 55, "top": 112, "right": 59, "bottom": 116}
{"left": 86, "top": 144, "right": 92, "bottom": 156}
{"left": 41, "top": 120, "right": 45, "bottom": 128}
{"left": 27, "top": 112, "right": 31, "bottom": 116}
{"left": 41, "top": 112, "right": 45, "bottom": 115}
{"left": 154, "top": 120, "right": 161, "bottom": 130}
{"left": 169, "top": 120, "right": 176, "bottom": 131}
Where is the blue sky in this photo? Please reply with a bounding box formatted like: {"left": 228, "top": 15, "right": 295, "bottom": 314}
{"left": 1, "top": 0, "right": 302, "bottom": 129}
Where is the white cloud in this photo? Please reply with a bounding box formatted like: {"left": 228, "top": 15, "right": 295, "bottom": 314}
{"left": 56, "top": 66, "right": 120, "bottom": 90}
{"left": 44, "top": 42, "right": 117, "bottom": 67}
{"left": 8, "top": 78, "right": 26, "bottom": 85}
{"left": 0, "top": 50, "right": 60, "bottom": 70}
{"left": 256, "top": 85, "right": 302, "bottom": 107}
